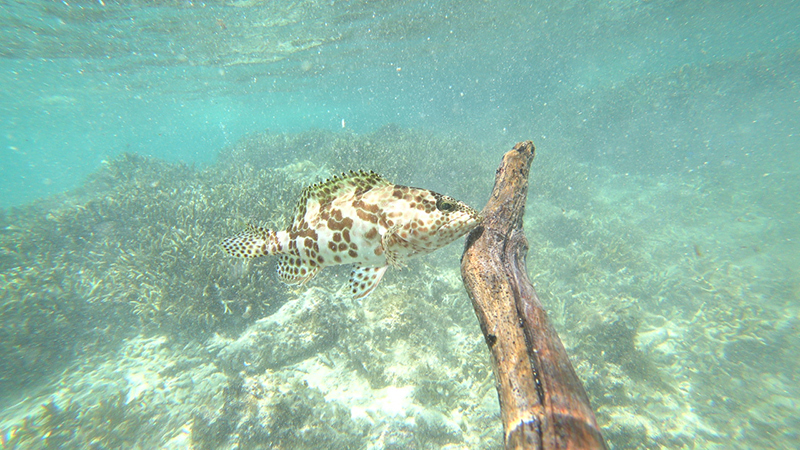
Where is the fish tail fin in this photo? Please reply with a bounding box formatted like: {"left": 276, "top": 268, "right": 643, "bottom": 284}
{"left": 221, "top": 223, "right": 284, "bottom": 258}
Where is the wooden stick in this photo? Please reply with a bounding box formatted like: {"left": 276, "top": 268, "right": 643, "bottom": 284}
{"left": 461, "top": 141, "right": 607, "bottom": 450}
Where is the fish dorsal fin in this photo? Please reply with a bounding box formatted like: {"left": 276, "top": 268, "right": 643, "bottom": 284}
{"left": 276, "top": 255, "right": 320, "bottom": 285}
{"left": 349, "top": 265, "right": 388, "bottom": 299}
{"left": 291, "top": 170, "right": 388, "bottom": 231}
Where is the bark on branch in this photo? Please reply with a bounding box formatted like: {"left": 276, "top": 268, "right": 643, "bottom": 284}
{"left": 461, "top": 141, "right": 607, "bottom": 450}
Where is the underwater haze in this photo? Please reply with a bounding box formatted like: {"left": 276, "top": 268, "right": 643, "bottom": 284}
{"left": 1, "top": 0, "right": 798, "bottom": 449}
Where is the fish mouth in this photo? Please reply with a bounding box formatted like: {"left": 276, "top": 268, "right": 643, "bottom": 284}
{"left": 437, "top": 211, "right": 483, "bottom": 233}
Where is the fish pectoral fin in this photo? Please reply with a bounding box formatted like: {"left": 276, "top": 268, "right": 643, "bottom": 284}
{"left": 276, "top": 256, "right": 319, "bottom": 285}
{"left": 380, "top": 225, "right": 407, "bottom": 269}
{"left": 349, "top": 265, "right": 388, "bottom": 299}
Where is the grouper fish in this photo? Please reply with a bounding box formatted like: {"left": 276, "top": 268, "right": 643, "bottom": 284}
{"left": 221, "top": 170, "right": 481, "bottom": 298}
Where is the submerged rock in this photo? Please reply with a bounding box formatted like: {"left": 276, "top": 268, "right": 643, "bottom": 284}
{"left": 211, "top": 287, "right": 352, "bottom": 373}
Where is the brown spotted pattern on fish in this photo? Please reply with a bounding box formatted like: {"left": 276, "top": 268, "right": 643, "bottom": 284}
{"left": 221, "top": 170, "right": 481, "bottom": 298}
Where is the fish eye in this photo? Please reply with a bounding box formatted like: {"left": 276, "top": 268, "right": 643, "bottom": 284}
{"left": 436, "top": 198, "right": 455, "bottom": 212}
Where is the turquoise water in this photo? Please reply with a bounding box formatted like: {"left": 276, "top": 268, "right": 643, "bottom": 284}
{"left": 4, "top": 0, "right": 796, "bottom": 207}
{"left": 1, "top": 1, "right": 798, "bottom": 448}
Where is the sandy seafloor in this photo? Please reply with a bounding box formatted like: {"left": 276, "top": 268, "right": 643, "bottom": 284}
{"left": 1, "top": 1, "right": 799, "bottom": 449}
